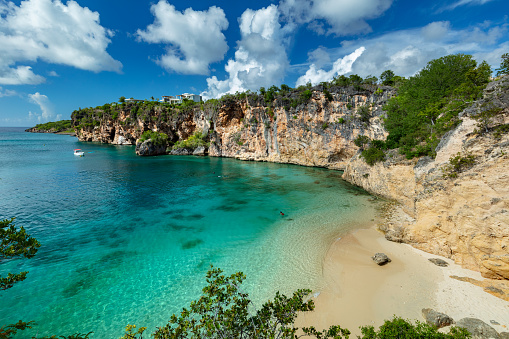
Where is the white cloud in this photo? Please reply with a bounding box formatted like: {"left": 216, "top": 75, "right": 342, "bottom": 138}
{"left": 296, "top": 21, "right": 508, "bottom": 81}
{"left": 136, "top": 1, "right": 229, "bottom": 75}
{"left": 28, "top": 92, "right": 60, "bottom": 122}
{"left": 202, "top": 5, "right": 289, "bottom": 99}
{"left": 48, "top": 71, "right": 59, "bottom": 77}
{"left": 0, "top": 66, "right": 46, "bottom": 85}
{"left": 0, "top": 0, "right": 122, "bottom": 85}
{"left": 0, "top": 86, "right": 17, "bottom": 97}
{"left": 421, "top": 21, "right": 451, "bottom": 41}
{"left": 296, "top": 47, "right": 365, "bottom": 86}
{"left": 279, "top": 0, "right": 393, "bottom": 36}
{"left": 441, "top": 0, "right": 495, "bottom": 12}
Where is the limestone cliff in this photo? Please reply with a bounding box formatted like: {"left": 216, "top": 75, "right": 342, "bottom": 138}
{"left": 343, "top": 77, "right": 509, "bottom": 280}
{"left": 72, "top": 86, "right": 393, "bottom": 168}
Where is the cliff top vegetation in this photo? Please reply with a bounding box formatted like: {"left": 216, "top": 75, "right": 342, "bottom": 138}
{"left": 27, "top": 120, "right": 73, "bottom": 133}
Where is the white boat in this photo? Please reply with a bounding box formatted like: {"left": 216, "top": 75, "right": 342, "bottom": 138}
{"left": 74, "top": 149, "right": 85, "bottom": 157}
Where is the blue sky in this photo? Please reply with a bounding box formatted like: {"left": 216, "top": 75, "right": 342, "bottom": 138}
{"left": 0, "top": 0, "right": 508, "bottom": 126}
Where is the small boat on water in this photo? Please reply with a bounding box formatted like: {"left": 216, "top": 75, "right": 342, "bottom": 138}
{"left": 74, "top": 149, "right": 85, "bottom": 157}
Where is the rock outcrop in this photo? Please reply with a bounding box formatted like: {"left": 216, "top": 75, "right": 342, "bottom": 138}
{"left": 135, "top": 139, "right": 167, "bottom": 156}
{"left": 343, "top": 77, "right": 509, "bottom": 280}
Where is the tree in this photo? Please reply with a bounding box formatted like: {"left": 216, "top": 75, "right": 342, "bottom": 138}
{"left": 280, "top": 84, "right": 291, "bottom": 93}
{"left": 137, "top": 267, "right": 351, "bottom": 339}
{"left": 380, "top": 70, "right": 395, "bottom": 86}
{"left": 0, "top": 218, "right": 40, "bottom": 290}
{"left": 119, "top": 96, "right": 126, "bottom": 103}
{"left": 0, "top": 218, "right": 92, "bottom": 339}
{"left": 383, "top": 53, "right": 489, "bottom": 157}
{"left": 496, "top": 53, "right": 509, "bottom": 76}
{"left": 363, "top": 75, "right": 378, "bottom": 86}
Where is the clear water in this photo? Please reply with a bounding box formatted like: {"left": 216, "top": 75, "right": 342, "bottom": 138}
{"left": 0, "top": 127, "right": 378, "bottom": 338}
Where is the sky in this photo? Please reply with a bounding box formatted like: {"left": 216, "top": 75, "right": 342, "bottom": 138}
{"left": 0, "top": 0, "right": 508, "bottom": 126}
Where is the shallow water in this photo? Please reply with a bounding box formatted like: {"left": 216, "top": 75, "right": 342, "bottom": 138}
{"left": 0, "top": 127, "right": 378, "bottom": 337}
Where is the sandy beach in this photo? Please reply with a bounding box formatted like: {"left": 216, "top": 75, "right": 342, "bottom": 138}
{"left": 297, "top": 225, "right": 509, "bottom": 337}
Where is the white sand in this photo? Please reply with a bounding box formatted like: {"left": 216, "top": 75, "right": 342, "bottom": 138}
{"left": 296, "top": 227, "right": 509, "bottom": 336}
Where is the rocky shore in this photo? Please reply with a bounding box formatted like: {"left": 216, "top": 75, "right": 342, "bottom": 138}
{"left": 72, "top": 78, "right": 509, "bottom": 292}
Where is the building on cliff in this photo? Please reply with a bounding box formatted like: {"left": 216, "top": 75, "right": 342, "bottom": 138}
{"left": 160, "top": 93, "right": 202, "bottom": 104}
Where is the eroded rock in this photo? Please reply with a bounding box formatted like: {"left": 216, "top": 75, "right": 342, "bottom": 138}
{"left": 456, "top": 318, "right": 500, "bottom": 339}
{"left": 422, "top": 308, "right": 454, "bottom": 328}
{"left": 429, "top": 258, "right": 449, "bottom": 267}
{"left": 372, "top": 253, "right": 391, "bottom": 266}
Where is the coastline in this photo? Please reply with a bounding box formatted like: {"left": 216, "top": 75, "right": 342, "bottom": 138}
{"left": 297, "top": 207, "right": 509, "bottom": 337}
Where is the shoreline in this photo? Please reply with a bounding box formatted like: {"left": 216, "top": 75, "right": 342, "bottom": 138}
{"left": 297, "top": 210, "right": 509, "bottom": 336}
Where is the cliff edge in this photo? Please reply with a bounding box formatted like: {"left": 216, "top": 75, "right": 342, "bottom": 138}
{"left": 343, "top": 77, "right": 509, "bottom": 281}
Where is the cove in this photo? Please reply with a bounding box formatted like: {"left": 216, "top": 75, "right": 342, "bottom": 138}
{"left": 0, "top": 128, "right": 379, "bottom": 338}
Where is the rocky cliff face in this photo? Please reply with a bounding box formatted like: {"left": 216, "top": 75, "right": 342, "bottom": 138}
{"left": 73, "top": 86, "right": 393, "bottom": 169}
{"left": 343, "top": 77, "right": 509, "bottom": 280}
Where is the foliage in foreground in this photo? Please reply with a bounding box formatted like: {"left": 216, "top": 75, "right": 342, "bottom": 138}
{"left": 1, "top": 220, "right": 472, "bottom": 339}
{"left": 123, "top": 267, "right": 471, "bottom": 339}
{"left": 0, "top": 218, "right": 41, "bottom": 290}
{"left": 360, "top": 317, "right": 470, "bottom": 339}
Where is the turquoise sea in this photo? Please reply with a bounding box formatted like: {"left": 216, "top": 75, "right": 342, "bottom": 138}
{"left": 0, "top": 127, "right": 378, "bottom": 338}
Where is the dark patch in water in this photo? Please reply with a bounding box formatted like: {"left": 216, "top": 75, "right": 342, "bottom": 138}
{"left": 182, "top": 239, "right": 204, "bottom": 250}
{"left": 216, "top": 205, "right": 240, "bottom": 212}
{"left": 172, "top": 213, "right": 205, "bottom": 221}
{"left": 162, "top": 208, "right": 187, "bottom": 216}
{"left": 61, "top": 275, "right": 94, "bottom": 298}
{"left": 162, "top": 223, "right": 197, "bottom": 232}
{"left": 314, "top": 180, "right": 320, "bottom": 184}
{"left": 257, "top": 216, "right": 272, "bottom": 223}
{"left": 230, "top": 199, "right": 248, "bottom": 205}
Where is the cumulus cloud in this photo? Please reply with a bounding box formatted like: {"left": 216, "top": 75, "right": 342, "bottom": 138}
{"left": 0, "top": 0, "right": 122, "bottom": 85}
{"left": 296, "top": 47, "right": 365, "bottom": 86}
{"left": 279, "top": 0, "right": 393, "bottom": 36}
{"left": 136, "top": 1, "right": 229, "bottom": 75}
{"left": 28, "top": 92, "right": 61, "bottom": 122}
{"left": 0, "top": 66, "right": 45, "bottom": 85}
{"left": 296, "top": 21, "right": 508, "bottom": 81}
{"left": 202, "top": 5, "right": 289, "bottom": 99}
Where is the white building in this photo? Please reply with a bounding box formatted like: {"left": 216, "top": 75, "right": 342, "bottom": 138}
{"left": 160, "top": 93, "right": 202, "bottom": 104}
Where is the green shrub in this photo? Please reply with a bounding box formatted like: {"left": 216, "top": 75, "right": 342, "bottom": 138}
{"left": 361, "top": 146, "right": 386, "bottom": 166}
{"left": 138, "top": 131, "right": 168, "bottom": 148}
{"left": 122, "top": 268, "right": 470, "bottom": 339}
{"left": 322, "top": 123, "right": 329, "bottom": 130}
{"left": 354, "top": 135, "right": 370, "bottom": 149}
{"left": 172, "top": 130, "right": 208, "bottom": 150}
{"left": 323, "top": 89, "right": 333, "bottom": 102}
{"left": 442, "top": 152, "right": 475, "bottom": 178}
{"left": 360, "top": 317, "right": 470, "bottom": 339}
{"left": 300, "top": 90, "right": 312, "bottom": 102}
{"left": 357, "top": 105, "right": 371, "bottom": 124}
{"left": 337, "top": 118, "right": 345, "bottom": 124}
